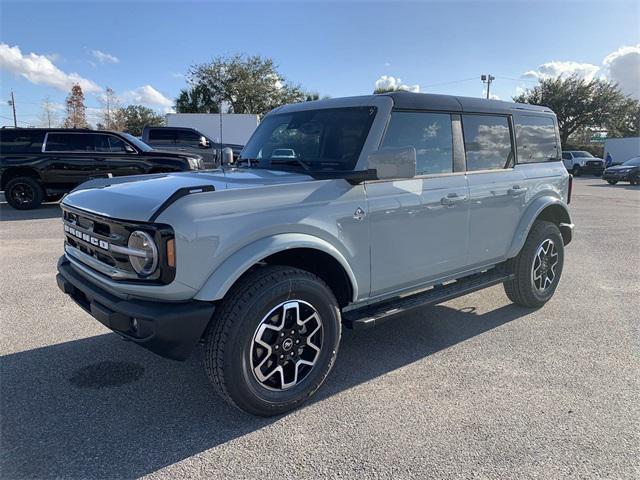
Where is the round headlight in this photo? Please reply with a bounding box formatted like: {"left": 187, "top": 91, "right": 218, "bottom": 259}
{"left": 128, "top": 231, "right": 158, "bottom": 276}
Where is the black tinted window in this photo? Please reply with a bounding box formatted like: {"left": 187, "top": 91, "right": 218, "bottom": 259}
{"left": 94, "top": 134, "right": 131, "bottom": 153}
{"left": 174, "top": 130, "right": 200, "bottom": 145}
{"left": 45, "top": 133, "right": 95, "bottom": 152}
{"left": 462, "top": 115, "right": 513, "bottom": 171}
{"left": 381, "top": 112, "right": 453, "bottom": 175}
{"left": 562, "top": 152, "right": 572, "bottom": 160}
{"left": 148, "top": 129, "right": 175, "bottom": 141}
{"left": 0, "top": 130, "right": 46, "bottom": 153}
{"left": 516, "top": 115, "right": 558, "bottom": 163}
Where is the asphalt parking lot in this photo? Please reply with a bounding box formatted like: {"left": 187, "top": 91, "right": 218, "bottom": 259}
{"left": 1, "top": 177, "right": 638, "bottom": 480}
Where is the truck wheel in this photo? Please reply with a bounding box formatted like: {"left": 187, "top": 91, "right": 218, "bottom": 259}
{"left": 607, "top": 180, "right": 618, "bottom": 185}
{"left": 203, "top": 265, "right": 341, "bottom": 416}
{"left": 572, "top": 165, "right": 581, "bottom": 176}
{"left": 5, "top": 177, "right": 44, "bottom": 210}
{"left": 504, "top": 220, "right": 564, "bottom": 308}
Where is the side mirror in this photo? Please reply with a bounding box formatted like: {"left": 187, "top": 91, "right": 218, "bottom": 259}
{"left": 221, "top": 147, "right": 234, "bottom": 165}
{"left": 367, "top": 146, "right": 417, "bottom": 180}
{"left": 199, "top": 136, "right": 210, "bottom": 148}
{"left": 124, "top": 144, "right": 136, "bottom": 154}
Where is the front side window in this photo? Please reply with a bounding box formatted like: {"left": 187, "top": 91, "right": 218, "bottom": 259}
{"left": 462, "top": 115, "right": 513, "bottom": 171}
{"left": 94, "top": 134, "right": 131, "bottom": 153}
{"left": 240, "top": 106, "right": 377, "bottom": 172}
{"left": 515, "top": 115, "right": 559, "bottom": 163}
{"left": 562, "top": 152, "right": 572, "bottom": 160}
{"left": 44, "top": 133, "right": 96, "bottom": 152}
{"left": 381, "top": 111, "right": 453, "bottom": 175}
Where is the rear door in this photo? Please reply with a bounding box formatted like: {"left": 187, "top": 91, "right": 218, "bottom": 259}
{"left": 463, "top": 114, "right": 526, "bottom": 267}
{"left": 366, "top": 111, "right": 470, "bottom": 296}
{"left": 43, "top": 132, "right": 100, "bottom": 187}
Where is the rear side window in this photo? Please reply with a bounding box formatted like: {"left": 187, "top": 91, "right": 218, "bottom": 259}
{"left": 462, "top": 115, "right": 513, "bottom": 171}
{"left": 148, "top": 129, "right": 175, "bottom": 141}
{"left": 0, "top": 130, "right": 46, "bottom": 153}
{"left": 45, "top": 133, "right": 96, "bottom": 152}
{"left": 381, "top": 111, "right": 453, "bottom": 175}
{"left": 515, "top": 115, "right": 559, "bottom": 163}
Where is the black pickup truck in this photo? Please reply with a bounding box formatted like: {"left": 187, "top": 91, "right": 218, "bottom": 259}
{"left": 0, "top": 128, "right": 204, "bottom": 210}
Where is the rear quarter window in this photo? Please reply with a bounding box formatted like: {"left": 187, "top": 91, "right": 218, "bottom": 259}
{"left": 515, "top": 115, "right": 559, "bottom": 163}
{"left": 0, "top": 130, "right": 46, "bottom": 153}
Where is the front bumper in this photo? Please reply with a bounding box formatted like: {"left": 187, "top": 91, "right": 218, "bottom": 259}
{"left": 602, "top": 170, "right": 637, "bottom": 182}
{"left": 581, "top": 165, "right": 604, "bottom": 174}
{"left": 56, "top": 256, "right": 215, "bottom": 360}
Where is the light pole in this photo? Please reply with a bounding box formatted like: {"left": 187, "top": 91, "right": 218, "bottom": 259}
{"left": 481, "top": 75, "right": 495, "bottom": 99}
{"left": 8, "top": 91, "right": 17, "bottom": 127}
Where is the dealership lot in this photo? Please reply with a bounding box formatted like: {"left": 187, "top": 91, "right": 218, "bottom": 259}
{"left": 1, "top": 178, "right": 638, "bottom": 479}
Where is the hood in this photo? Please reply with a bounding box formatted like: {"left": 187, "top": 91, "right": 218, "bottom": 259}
{"left": 61, "top": 168, "right": 315, "bottom": 222}
{"left": 606, "top": 164, "right": 636, "bottom": 171}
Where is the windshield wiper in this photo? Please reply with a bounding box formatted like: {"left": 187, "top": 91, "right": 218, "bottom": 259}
{"left": 271, "top": 158, "right": 311, "bottom": 171}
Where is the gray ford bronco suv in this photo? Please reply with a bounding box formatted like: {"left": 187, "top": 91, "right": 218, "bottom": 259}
{"left": 57, "top": 92, "right": 573, "bottom": 416}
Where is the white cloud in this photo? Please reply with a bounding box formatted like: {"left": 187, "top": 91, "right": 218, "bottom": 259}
{"left": 375, "top": 75, "right": 420, "bottom": 93}
{"left": 171, "top": 72, "right": 185, "bottom": 79}
{"left": 91, "top": 49, "right": 119, "bottom": 64}
{"left": 0, "top": 43, "right": 101, "bottom": 93}
{"left": 122, "top": 85, "right": 173, "bottom": 109}
{"left": 481, "top": 90, "right": 501, "bottom": 100}
{"left": 602, "top": 44, "right": 640, "bottom": 98}
{"left": 522, "top": 61, "right": 600, "bottom": 81}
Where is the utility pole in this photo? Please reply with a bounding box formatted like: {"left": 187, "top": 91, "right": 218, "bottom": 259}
{"left": 481, "top": 74, "right": 495, "bottom": 99}
{"left": 8, "top": 91, "right": 17, "bottom": 127}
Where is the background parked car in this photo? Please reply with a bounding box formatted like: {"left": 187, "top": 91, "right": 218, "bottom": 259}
{"left": 602, "top": 156, "right": 640, "bottom": 185}
{"left": 0, "top": 128, "right": 204, "bottom": 210}
{"left": 562, "top": 150, "right": 604, "bottom": 176}
{"left": 141, "top": 126, "right": 243, "bottom": 168}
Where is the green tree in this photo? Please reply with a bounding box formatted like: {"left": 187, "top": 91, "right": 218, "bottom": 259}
{"left": 186, "top": 54, "right": 305, "bottom": 115}
{"left": 606, "top": 98, "right": 640, "bottom": 138}
{"left": 118, "top": 105, "right": 164, "bottom": 136}
{"left": 374, "top": 86, "right": 400, "bottom": 94}
{"left": 62, "top": 84, "right": 89, "bottom": 129}
{"left": 513, "top": 75, "right": 630, "bottom": 145}
{"left": 175, "top": 84, "right": 220, "bottom": 113}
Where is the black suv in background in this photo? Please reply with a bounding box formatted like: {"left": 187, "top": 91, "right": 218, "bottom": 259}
{"left": 0, "top": 128, "right": 204, "bottom": 210}
{"left": 141, "top": 126, "right": 243, "bottom": 168}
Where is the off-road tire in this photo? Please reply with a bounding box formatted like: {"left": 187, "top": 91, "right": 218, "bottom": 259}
{"left": 5, "top": 177, "right": 44, "bottom": 210}
{"left": 203, "top": 265, "right": 341, "bottom": 416}
{"left": 504, "top": 220, "right": 564, "bottom": 308}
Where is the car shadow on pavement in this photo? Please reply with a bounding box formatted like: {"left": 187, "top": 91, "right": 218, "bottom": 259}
{"left": 0, "top": 202, "right": 63, "bottom": 221}
{"left": 0, "top": 302, "right": 531, "bottom": 478}
{"left": 586, "top": 183, "right": 639, "bottom": 191}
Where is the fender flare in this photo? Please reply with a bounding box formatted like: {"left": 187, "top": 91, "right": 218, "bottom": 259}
{"left": 506, "top": 196, "right": 572, "bottom": 258}
{"left": 194, "top": 233, "right": 359, "bottom": 302}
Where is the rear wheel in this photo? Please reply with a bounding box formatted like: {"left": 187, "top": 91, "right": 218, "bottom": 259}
{"left": 607, "top": 180, "right": 618, "bottom": 185}
{"left": 504, "top": 220, "right": 564, "bottom": 308}
{"left": 5, "top": 177, "right": 44, "bottom": 210}
{"left": 203, "top": 265, "right": 341, "bottom": 416}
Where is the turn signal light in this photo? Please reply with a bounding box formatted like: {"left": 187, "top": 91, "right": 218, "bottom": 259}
{"left": 166, "top": 238, "right": 176, "bottom": 268}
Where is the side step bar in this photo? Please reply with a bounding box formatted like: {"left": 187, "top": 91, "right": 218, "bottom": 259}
{"left": 342, "top": 268, "right": 514, "bottom": 329}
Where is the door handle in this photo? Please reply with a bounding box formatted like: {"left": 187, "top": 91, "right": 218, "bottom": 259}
{"left": 441, "top": 193, "right": 468, "bottom": 206}
{"left": 508, "top": 185, "right": 528, "bottom": 196}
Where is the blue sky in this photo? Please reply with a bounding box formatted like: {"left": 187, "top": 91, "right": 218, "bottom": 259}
{"left": 1, "top": 0, "right": 639, "bottom": 127}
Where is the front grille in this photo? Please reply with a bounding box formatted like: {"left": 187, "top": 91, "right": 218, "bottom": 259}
{"left": 62, "top": 207, "right": 175, "bottom": 284}
{"left": 587, "top": 160, "right": 603, "bottom": 167}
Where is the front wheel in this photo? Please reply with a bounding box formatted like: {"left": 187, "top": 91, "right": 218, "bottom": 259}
{"left": 607, "top": 180, "right": 618, "bottom": 185}
{"left": 5, "top": 177, "right": 44, "bottom": 210}
{"left": 504, "top": 220, "right": 564, "bottom": 308}
{"left": 572, "top": 165, "right": 581, "bottom": 176}
{"left": 203, "top": 266, "right": 341, "bottom": 416}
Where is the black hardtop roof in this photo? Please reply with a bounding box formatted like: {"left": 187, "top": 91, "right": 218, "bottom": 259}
{"left": 382, "top": 91, "right": 553, "bottom": 115}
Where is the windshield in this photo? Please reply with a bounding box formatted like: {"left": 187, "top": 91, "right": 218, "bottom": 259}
{"left": 622, "top": 157, "right": 640, "bottom": 166}
{"left": 573, "top": 151, "right": 593, "bottom": 158}
{"left": 239, "top": 106, "right": 377, "bottom": 172}
{"left": 121, "top": 133, "right": 154, "bottom": 152}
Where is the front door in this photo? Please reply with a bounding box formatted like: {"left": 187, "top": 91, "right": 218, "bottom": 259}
{"left": 366, "top": 110, "right": 470, "bottom": 297}
{"left": 94, "top": 134, "right": 144, "bottom": 177}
